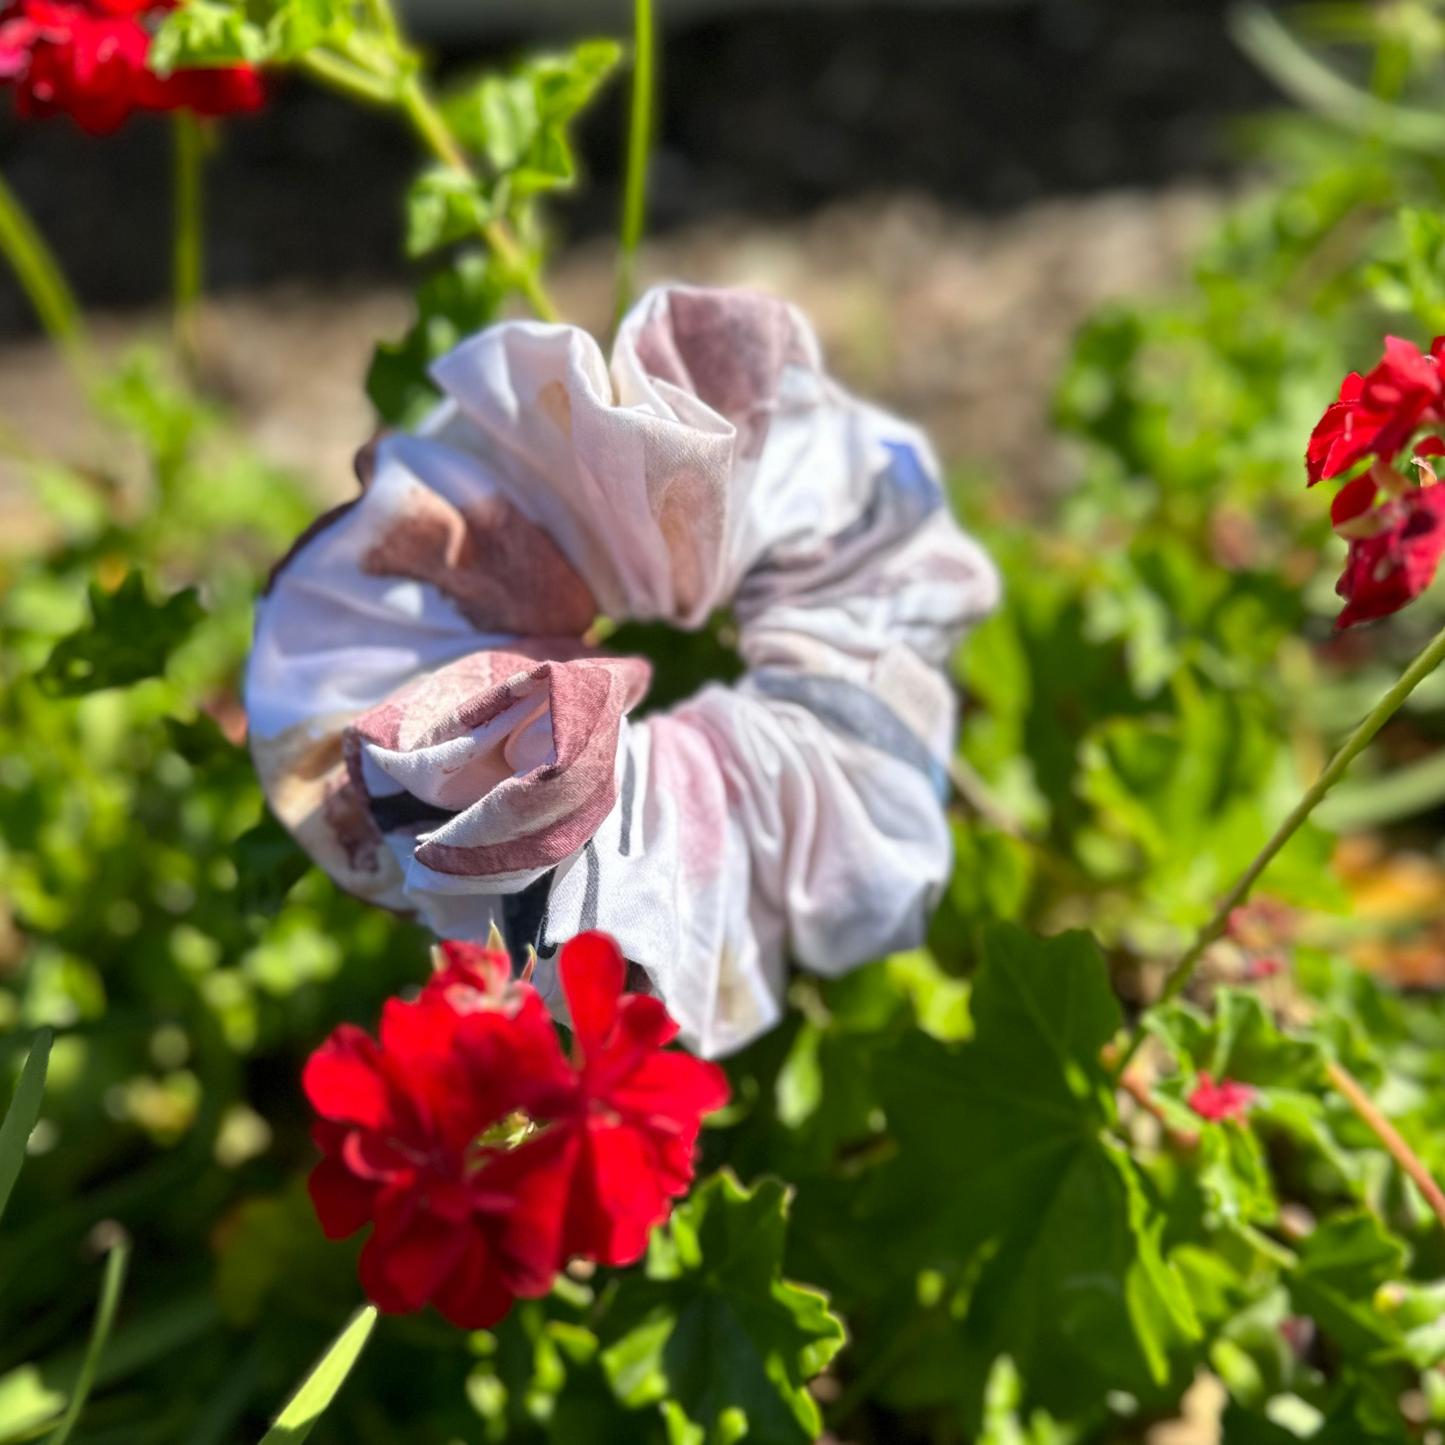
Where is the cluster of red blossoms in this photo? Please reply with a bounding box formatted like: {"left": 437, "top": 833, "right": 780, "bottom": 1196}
{"left": 1308, "top": 335, "right": 1445, "bottom": 629}
{"left": 0, "top": 0, "right": 263, "bottom": 134}
{"left": 303, "top": 931, "right": 730, "bottom": 1327}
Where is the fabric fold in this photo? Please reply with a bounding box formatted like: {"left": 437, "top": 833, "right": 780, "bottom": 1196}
{"left": 246, "top": 284, "right": 1000, "bottom": 1057}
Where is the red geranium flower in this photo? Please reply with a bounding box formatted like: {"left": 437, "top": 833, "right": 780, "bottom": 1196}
{"left": 1308, "top": 342, "right": 1445, "bottom": 627}
{"left": 0, "top": 0, "right": 263, "bottom": 135}
{"left": 303, "top": 933, "right": 729, "bottom": 1327}
{"left": 1188, "top": 1072, "right": 1255, "bottom": 1123}
{"left": 488, "top": 933, "right": 731, "bottom": 1289}
{"left": 1331, "top": 473, "right": 1445, "bottom": 630}
{"left": 303, "top": 941, "right": 573, "bottom": 1327}
{"left": 1307, "top": 337, "right": 1445, "bottom": 484}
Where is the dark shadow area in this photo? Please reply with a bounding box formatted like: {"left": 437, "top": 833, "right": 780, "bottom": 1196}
{"left": 0, "top": 0, "right": 1281, "bottom": 331}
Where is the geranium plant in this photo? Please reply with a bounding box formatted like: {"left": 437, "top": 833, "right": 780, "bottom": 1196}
{"left": 9, "top": 1, "right": 1445, "bottom": 1443}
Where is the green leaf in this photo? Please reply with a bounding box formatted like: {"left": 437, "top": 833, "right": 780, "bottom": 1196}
{"left": 263, "top": 0, "right": 356, "bottom": 61}
{"left": 367, "top": 249, "right": 506, "bottom": 425}
{"left": 1286, "top": 1211, "right": 1406, "bottom": 1361}
{"left": 1148, "top": 989, "right": 1327, "bottom": 1090}
{"left": 1193, "top": 1119, "right": 1278, "bottom": 1228}
{"left": 862, "top": 926, "right": 1200, "bottom": 1421}
{"left": 0, "top": 1366, "right": 64, "bottom": 1445}
{"left": 150, "top": 0, "right": 353, "bottom": 69}
{"left": 0, "top": 1028, "right": 51, "bottom": 1227}
{"left": 600, "top": 1171, "right": 846, "bottom": 1444}
{"left": 404, "top": 168, "right": 499, "bottom": 259}
{"left": 233, "top": 812, "right": 311, "bottom": 917}
{"left": 977, "top": 1357, "right": 1070, "bottom": 1445}
{"left": 148, "top": 0, "right": 267, "bottom": 71}
{"left": 259, "top": 1306, "right": 377, "bottom": 1444}
{"left": 48, "top": 1239, "right": 130, "bottom": 1445}
{"left": 35, "top": 572, "right": 203, "bottom": 697}
{"left": 443, "top": 42, "right": 621, "bottom": 197}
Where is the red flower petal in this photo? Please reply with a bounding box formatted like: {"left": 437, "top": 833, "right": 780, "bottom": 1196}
{"left": 360, "top": 1191, "right": 470, "bottom": 1315}
{"left": 1336, "top": 483, "right": 1445, "bottom": 628}
{"left": 432, "top": 1229, "right": 516, "bottom": 1329}
{"left": 434, "top": 939, "right": 512, "bottom": 999}
{"left": 558, "top": 931, "right": 627, "bottom": 1058}
{"left": 302, "top": 1024, "right": 400, "bottom": 1131}
{"left": 308, "top": 1155, "right": 377, "bottom": 1240}
{"left": 609, "top": 1050, "right": 731, "bottom": 1139}
{"left": 564, "top": 1119, "right": 664, "bottom": 1268}
{"left": 1331, "top": 473, "right": 1379, "bottom": 529}
{"left": 301, "top": 929, "right": 721, "bottom": 1328}
{"left": 1188, "top": 1072, "right": 1256, "bottom": 1123}
{"left": 485, "top": 1126, "right": 577, "bottom": 1296}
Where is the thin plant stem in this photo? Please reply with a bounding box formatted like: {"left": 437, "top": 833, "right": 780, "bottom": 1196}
{"left": 393, "top": 75, "right": 559, "bottom": 323}
{"left": 297, "top": 48, "right": 397, "bottom": 107}
{"left": 172, "top": 111, "right": 207, "bottom": 371}
{"left": 0, "top": 167, "right": 85, "bottom": 361}
{"left": 48, "top": 1237, "right": 130, "bottom": 1445}
{"left": 302, "top": 0, "right": 561, "bottom": 324}
{"left": 614, "top": 0, "right": 655, "bottom": 326}
{"left": 1113, "top": 617, "right": 1445, "bottom": 1079}
{"left": 947, "top": 754, "right": 1029, "bottom": 839}
{"left": 1327, "top": 1059, "right": 1445, "bottom": 1231}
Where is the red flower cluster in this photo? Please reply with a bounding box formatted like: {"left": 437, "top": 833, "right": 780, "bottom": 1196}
{"left": 1187, "top": 1072, "right": 1255, "bottom": 1124}
{"left": 0, "top": 0, "right": 263, "bottom": 134}
{"left": 1307, "top": 337, "right": 1445, "bottom": 628}
{"left": 303, "top": 931, "right": 730, "bottom": 1328}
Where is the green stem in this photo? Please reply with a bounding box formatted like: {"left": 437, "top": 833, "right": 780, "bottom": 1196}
{"left": 0, "top": 167, "right": 85, "bottom": 360}
{"left": 172, "top": 111, "right": 206, "bottom": 371}
{"left": 48, "top": 1238, "right": 130, "bottom": 1445}
{"left": 297, "top": 48, "right": 398, "bottom": 107}
{"left": 1114, "top": 617, "right": 1445, "bottom": 1079}
{"left": 309, "top": 0, "right": 559, "bottom": 323}
{"left": 614, "top": 0, "right": 656, "bottom": 326}
{"left": 394, "top": 75, "right": 560, "bottom": 323}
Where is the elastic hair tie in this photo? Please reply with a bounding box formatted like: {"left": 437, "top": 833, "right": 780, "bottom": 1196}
{"left": 246, "top": 285, "right": 1000, "bottom": 1058}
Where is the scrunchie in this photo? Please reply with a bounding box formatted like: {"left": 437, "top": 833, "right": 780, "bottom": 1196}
{"left": 245, "top": 285, "right": 1000, "bottom": 1058}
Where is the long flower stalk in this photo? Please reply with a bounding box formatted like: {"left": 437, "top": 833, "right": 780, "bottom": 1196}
{"left": 1326, "top": 1059, "right": 1445, "bottom": 1231}
{"left": 296, "top": 19, "right": 560, "bottom": 323}
{"left": 1113, "top": 616, "right": 1445, "bottom": 1079}
{"left": 394, "top": 75, "right": 559, "bottom": 324}
{"left": 172, "top": 111, "right": 206, "bottom": 370}
{"left": 614, "top": 0, "right": 656, "bottom": 327}
{"left": 0, "top": 166, "right": 87, "bottom": 363}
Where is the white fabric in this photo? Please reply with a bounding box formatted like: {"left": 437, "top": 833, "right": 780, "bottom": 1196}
{"left": 246, "top": 285, "right": 1000, "bottom": 1056}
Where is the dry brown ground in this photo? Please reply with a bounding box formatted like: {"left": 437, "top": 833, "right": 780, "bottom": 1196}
{"left": 0, "top": 185, "right": 1218, "bottom": 551}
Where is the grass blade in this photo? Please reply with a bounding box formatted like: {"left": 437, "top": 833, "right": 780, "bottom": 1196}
{"left": 47, "top": 1238, "right": 130, "bottom": 1445}
{"left": 259, "top": 1306, "right": 376, "bottom": 1444}
{"left": 0, "top": 1029, "right": 52, "bottom": 1227}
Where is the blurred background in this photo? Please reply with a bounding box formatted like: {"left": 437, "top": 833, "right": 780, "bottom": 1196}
{"left": 0, "top": 0, "right": 1282, "bottom": 519}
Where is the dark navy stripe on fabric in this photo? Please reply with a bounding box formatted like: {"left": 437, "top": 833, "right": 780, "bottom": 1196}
{"left": 502, "top": 867, "right": 556, "bottom": 975}
{"left": 369, "top": 791, "right": 460, "bottom": 833}
{"left": 749, "top": 669, "right": 950, "bottom": 802}
{"left": 535, "top": 839, "right": 600, "bottom": 961}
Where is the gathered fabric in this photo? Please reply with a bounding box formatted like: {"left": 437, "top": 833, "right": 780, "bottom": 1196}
{"left": 246, "top": 285, "right": 1000, "bottom": 1057}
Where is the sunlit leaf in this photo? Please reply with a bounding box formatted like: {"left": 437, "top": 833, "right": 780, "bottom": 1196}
{"left": 259, "top": 1305, "right": 377, "bottom": 1444}
{"left": 601, "top": 1172, "right": 846, "bottom": 1444}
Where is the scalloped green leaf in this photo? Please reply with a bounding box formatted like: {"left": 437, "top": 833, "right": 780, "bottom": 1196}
{"left": 601, "top": 1172, "right": 846, "bottom": 1444}
{"left": 35, "top": 572, "right": 203, "bottom": 697}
